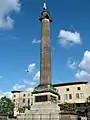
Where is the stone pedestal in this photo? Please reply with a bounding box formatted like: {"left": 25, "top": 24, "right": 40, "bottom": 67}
{"left": 31, "top": 84, "right": 60, "bottom": 111}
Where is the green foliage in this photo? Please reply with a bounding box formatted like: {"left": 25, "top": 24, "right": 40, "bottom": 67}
{"left": 60, "top": 102, "right": 76, "bottom": 112}
{"left": 0, "top": 96, "right": 14, "bottom": 117}
{"left": 86, "top": 96, "right": 90, "bottom": 102}
{"left": 17, "top": 107, "right": 25, "bottom": 113}
{"left": 86, "top": 96, "right": 90, "bottom": 106}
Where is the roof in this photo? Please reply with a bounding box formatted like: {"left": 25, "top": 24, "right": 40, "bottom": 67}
{"left": 11, "top": 91, "right": 23, "bottom": 93}
{"left": 11, "top": 82, "right": 88, "bottom": 93}
{"left": 53, "top": 81, "right": 88, "bottom": 87}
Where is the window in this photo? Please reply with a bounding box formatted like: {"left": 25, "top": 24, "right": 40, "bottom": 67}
{"left": 76, "top": 93, "right": 84, "bottom": 99}
{"left": 31, "top": 98, "right": 33, "bottom": 105}
{"left": 23, "top": 94, "right": 25, "bottom": 97}
{"left": 69, "top": 94, "right": 72, "bottom": 99}
{"left": 77, "top": 87, "right": 81, "bottom": 90}
{"left": 28, "top": 99, "right": 30, "bottom": 105}
{"left": 58, "top": 95, "right": 60, "bottom": 100}
{"left": 31, "top": 98, "right": 33, "bottom": 102}
{"left": 13, "top": 99, "right": 15, "bottom": 102}
{"left": 14, "top": 95, "right": 16, "bottom": 97}
{"left": 23, "top": 99, "right": 25, "bottom": 103}
{"left": 76, "top": 93, "right": 79, "bottom": 99}
{"left": 66, "top": 88, "right": 69, "bottom": 91}
{"left": 64, "top": 94, "right": 72, "bottom": 100}
{"left": 64, "top": 94, "right": 68, "bottom": 100}
{"left": 80, "top": 93, "right": 84, "bottom": 99}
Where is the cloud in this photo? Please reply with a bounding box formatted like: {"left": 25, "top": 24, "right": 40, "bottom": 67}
{"left": 75, "top": 51, "right": 90, "bottom": 82}
{"left": 4, "top": 35, "right": 20, "bottom": 41}
{"left": 75, "top": 70, "right": 90, "bottom": 81}
{"left": 26, "top": 63, "right": 36, "bottom": 74}
{"left": 26, "top": 87, "right": 33, "bottom": 91}
{"left": 79, "top": 51, "right": 90, "bottom": 72}
{"left": 33, "top": 71, "right": 40, "bottom": 81}
{"left": 13, "top": 84, "right": 25, "bottom": 91}
{"left": 0, "top": 0, "right": 21, "bottom": 29}
{"left": 0, "top": 76, "right": 3, "bottom": 79}
{"left": 67, "top": 59, "right": 77, "bottom": 70}
{"left": 58, "top": 30, "right": 81, "bottom": 46}
{"left": 23, "top": 80, "right": 36, "bottom": 86}
{"left": 0, "top": 91, "right": 12, "bottom": 99}
{"left": 32, "top": 39, "right": 41, "bottom": 44}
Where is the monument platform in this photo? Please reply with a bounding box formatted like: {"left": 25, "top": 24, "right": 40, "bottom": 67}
{"left": 17, "top": 104, "right": 61, "bottom": 120}
{"left": 17, "top": 84, "right": 61, "bottom": 120}
{"left": 31, "top": 84, "right": 60, "bottom": 111}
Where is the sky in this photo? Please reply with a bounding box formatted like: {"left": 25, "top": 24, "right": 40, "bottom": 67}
{"left": 0, "top": 0, "right": 90, "bottom": 98}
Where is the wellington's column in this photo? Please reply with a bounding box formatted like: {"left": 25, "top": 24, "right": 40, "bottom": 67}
{"left": 32, "top": 1, "right": 60, "bottom": 111}
{"left": 39, "top": 2, "right": 52, "bottom": 86}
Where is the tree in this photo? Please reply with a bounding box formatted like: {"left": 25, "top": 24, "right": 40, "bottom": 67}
{"left": 0, "top": 96, "right": 14, "bottom": 117}
{"left": 60, "top": 102, "right": 76, "bottom": 112}
{"left": 86, "top": 96, "right": 90, "bottom": 105}
{"left": 17, "top": 107, "right": 25, "bottom": 113}
{"left": 85, "top": 96, "right": 90, "bottom": 114}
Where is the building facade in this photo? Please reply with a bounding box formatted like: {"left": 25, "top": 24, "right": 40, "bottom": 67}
{"left": 12, "top": 81, "right": 90, "bottom": 116}
{"left": 12, "top": 90, "right": 33, "bottom": 116}
{"left": 54, "top": 81, "right": 90, "bottom": 104}
{"left": 54, "top": 81, "right": 90, "bottom": 111}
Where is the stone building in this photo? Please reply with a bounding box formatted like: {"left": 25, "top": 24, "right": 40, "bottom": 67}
{"left": 54, "top": 81, "right": 90, "bottom": 111}
{"left": 12, "top": 90, "right": 33, "bottom": 116}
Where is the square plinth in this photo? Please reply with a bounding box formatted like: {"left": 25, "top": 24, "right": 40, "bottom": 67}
{"left": 31, "top": 84, "right": 60, "bottom": 112}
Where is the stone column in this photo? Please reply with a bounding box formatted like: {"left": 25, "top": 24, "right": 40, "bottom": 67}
{"left": 40, "top": 18, "right": 51, "bottom": 85}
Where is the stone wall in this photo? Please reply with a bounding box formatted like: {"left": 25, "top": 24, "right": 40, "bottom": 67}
{"left": 17, "top": 113, "right": 77, "bottom": 120}
{"left": 0, "top": 116, "right": 17, "bottom": 120}
{"left": 0, "top": 115, "right": 7, "bottom": 120}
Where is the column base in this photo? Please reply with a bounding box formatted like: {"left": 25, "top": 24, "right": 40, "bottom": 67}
{"left": 31, "top": 84, "right": 60, "bottom": 112}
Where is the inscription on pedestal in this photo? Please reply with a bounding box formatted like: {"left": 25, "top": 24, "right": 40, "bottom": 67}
{"left": 35, "top": 95, "right": 48, "bottom": 102}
